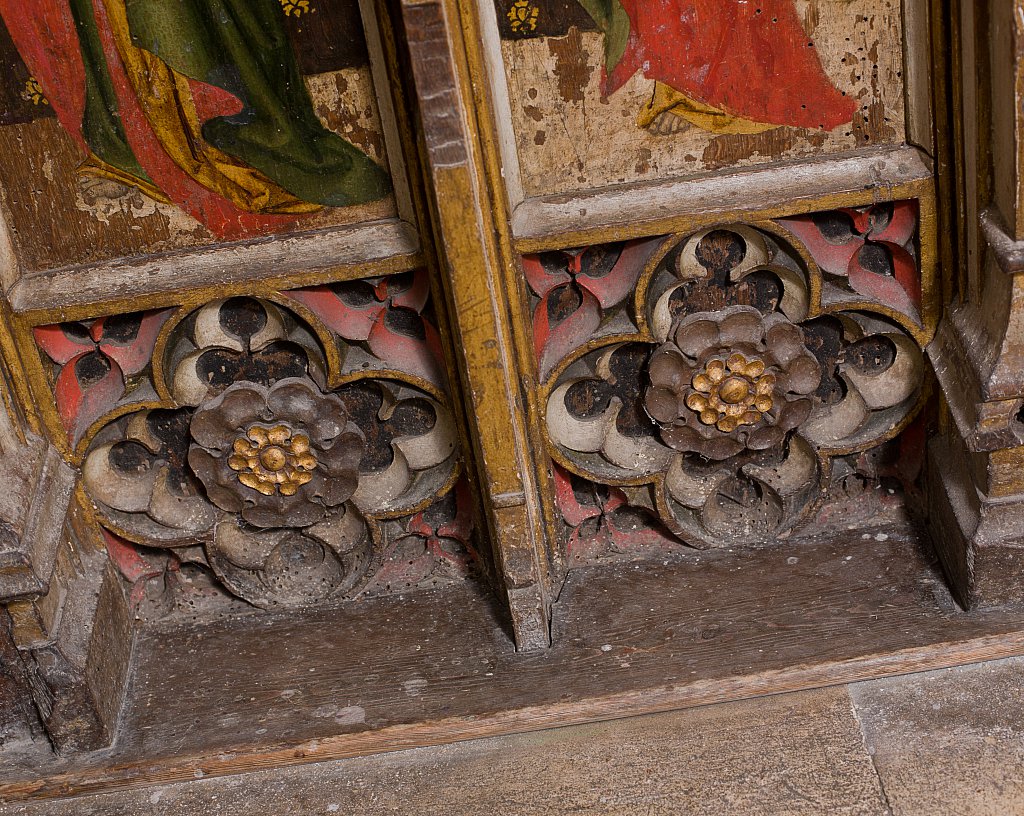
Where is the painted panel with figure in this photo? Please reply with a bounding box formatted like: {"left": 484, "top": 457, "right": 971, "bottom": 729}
{"left": 492, "top": 0, "right": 907, "bottom": 199}
{"left": 0, "top": 0, "right": 398, "bottom": 273}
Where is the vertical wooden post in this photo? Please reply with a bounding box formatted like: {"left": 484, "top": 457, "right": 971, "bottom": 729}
{"left": 397, "top": 0, "right": 552, "bottom": 649}
{"left": 928, "top": 0, "right": 1024, "bottom": 607}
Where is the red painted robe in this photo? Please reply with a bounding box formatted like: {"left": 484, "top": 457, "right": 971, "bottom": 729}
{"left": 605, "top": 0, "right": 857, "bottom": 131}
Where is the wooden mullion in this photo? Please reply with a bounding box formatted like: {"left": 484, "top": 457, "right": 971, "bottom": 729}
{"left": 398, "top": 0, "right": 553, "bottom": 650}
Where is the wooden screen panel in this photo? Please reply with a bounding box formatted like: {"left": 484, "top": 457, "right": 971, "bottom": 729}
{"left": 0, "top": 0, "right": 413, "bottom": 302}
{"left": 433, "top": 0, "right": 942, "bottom": 614}
{"left": 531, "top": 201, "right": 935, "bottom": 561}
{"left": 489, "top": 0, "right": 907, "bottom": 201}
{"left": 0, "top": 1, "right": 493, "bottom": 646}
{"left": 469, "top": 0, "right": 934, "bottom": 254}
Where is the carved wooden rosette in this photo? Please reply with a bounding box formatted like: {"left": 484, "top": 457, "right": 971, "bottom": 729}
{"left": 534, "top": 202, "right": 933, "bottom": 554}
{"left": 34, "top": 272, "right": 472, "bottom": 610}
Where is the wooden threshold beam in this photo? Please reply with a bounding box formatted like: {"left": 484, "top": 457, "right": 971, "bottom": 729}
{"left": 4, "top": 522, "right": 1024, "bottom": 803}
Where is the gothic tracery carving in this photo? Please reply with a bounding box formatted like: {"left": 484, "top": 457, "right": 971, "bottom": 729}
{"left": 535, "top": 205, "right": 931, "bottom": 552}
{"left": 36, "top": 273, "right": 471, "bottom": 611}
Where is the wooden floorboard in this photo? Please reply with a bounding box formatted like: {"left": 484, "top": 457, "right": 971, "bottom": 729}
{"left": 5, "top": 522, "right": 1024, "bottom": 803}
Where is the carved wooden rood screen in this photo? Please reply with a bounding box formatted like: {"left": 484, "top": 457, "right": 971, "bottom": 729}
{"left": 0, "top": 0, "right": 1022, "bottom": 799}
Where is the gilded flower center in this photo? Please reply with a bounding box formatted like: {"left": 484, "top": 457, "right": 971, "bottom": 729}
{"left": 685, "top": 353, "right": 776, "bottom": 434}
{"left": 718, "top": 376, "right": 750, "bottom": 405}
{"left": 228, "top": 424, "right": 318, "bottom": 497}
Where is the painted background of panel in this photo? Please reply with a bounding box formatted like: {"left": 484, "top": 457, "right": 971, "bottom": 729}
{"left": 493, "top": 0, "right": 906, "bottom": 199}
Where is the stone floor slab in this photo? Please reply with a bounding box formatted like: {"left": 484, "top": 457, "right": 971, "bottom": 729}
{"left": 3, "top": 687, "right": 888, "bottom": 816}
{"left": 851, "top": 656, "right": 1024, "bottom": 816}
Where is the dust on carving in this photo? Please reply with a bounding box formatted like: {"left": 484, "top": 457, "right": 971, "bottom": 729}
{"left": 547, "top": 26, "right": 590, "bottom": 104}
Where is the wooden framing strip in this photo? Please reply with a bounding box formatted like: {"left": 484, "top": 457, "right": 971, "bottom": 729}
{"left": 511, "top": 145, "right": 934, "bottom": 250}
{"left": 8, "top": 219, "right": 422, "bottom": 323}
{"left": 398, "top": 0, "right": 553, "bottom": 650}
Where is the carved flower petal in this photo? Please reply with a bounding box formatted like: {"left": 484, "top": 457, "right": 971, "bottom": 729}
{"left": 660, "top": 424, "right": 703, "bottom": 452}
{"left": 706, "top": 360, "right": 726, "bottom": 382}
{"left": 703, "top": 435, "right": 746, "bottom": 460}
{"left": 692, "top": 373, "right": 713, "bottom": 392}
{"left": 647, "top": 347, "right": 690, "bottom": 388}
{"left": 313, "top": 472, "right": 361, "bottom": 508}
{"left": 673, "top": 318, "right": 720, "bottom": 358}
{"left": 732, "top": 265, "right": 810, "bottom": 323}
{"left": 146, "top": 464, "right": 217, "bottom": 534}
{"left": 843, "top": 334, "right": 922, "bottom": 410}
{"left": 305, "top": 503, "right": 368, "bottom": 556}
{"left": 208, "top": 521, "right": 352, "bottom": 609}
{"left": 646, "top": 386, "right": 680, "bottom": 423}
{"left": 664, "top": 455, "right": 727, "bottom": 509}
{"left": 193, "top": 301, "right": 244, "bottom": 353}
{"left": 171, "top": 350, "right": 212, "bottom": 406}
{"left": 319, "top": 430, "right": 366, "bottom": 477}
{"left": 740, "top": 410, "right": 761, "bottom": 425}
{"left": 242, "top": 490, "right": 324, "bottom": 529}
{"left": 601, "top": 404, "right": 673, "bottom": 473}
{"left": 310, "top": 411, "right": 352, "bottom": 448}
{"left": 352, "top": 449, "right": 413, "bottom": 513}
{"left": 747, "top": 425, "right": 785, "bottom": 450}
{"left": 651, "top": 284, "right": 684, "bottom": 343}
{"left": 726, "top": 353, "right": 748, "bottom": 373}
{"left": 800, "top": 381, "right": 869, "bottom": 446}
{"left": 676, "top": 226, "right": 769, "bottom": 280}
{"left": 743, "top": 435, "right": 818, "bottom": 498}
{"left": 765, "top": 321, "right": 807, "bottom": 367}
{"left": 212, "top": 520, "right": 284, "bottom": 570}
{"left": 125, "top": 412, "right": 164, "bottom": 453}
{"left": 719, "top": 309, "right": 764, "bottom": 347}
{"left": 190, "top": 387, "right": 267, "bottom": 449}
{"left": 744, "top": 358, "right": 766, "bottom": 378}
{"left": 193, "top": 299, "right": 286, "bottom": 354}
{"left": 34, "top": 323, "right": 92, "bottom": 365}
{"left": 662, "top": 425, "right": 743, "bottom": 460}
{"left": 546, "top": 381, "right": 613, "bottom": 454}
{"left": 777, "top": 398, "right": 814, "bottom": 431}
{"left": 779, "top": 216, "right": 861, "bottom": 276}
{"left": 187, "top": 448, "right": 245, "bottom": 513}
{"left": 239, "top": 506, "right": 286, "bottom": 529}
{"left": 781, "top": 354, "right": 822, "bottom": 395}
{"left": 260, "top": 535, "right": 345, "bottom": 602}
{"left": 684, "top": 392, "right": 707, "bottom": 413}
{"left": 266, "top": 378, "right": 321, "bottom": 425}
{"left": 83, "top": 442, "right": 159, "bottom": 513}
